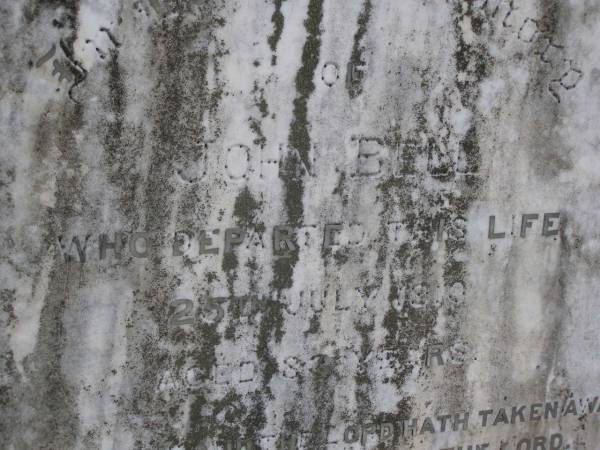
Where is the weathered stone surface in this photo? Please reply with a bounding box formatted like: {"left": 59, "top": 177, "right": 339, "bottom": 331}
{"left": 1, "top": 0, "right": 599, "bottom": 449}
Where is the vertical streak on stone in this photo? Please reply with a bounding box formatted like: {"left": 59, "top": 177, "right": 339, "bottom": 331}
{"left": 271, "top": 0, "right": 328, "bottom": 444}
{"left": 441, "top": 0, "right": 488, "bottom": 411}
{"left": 256, "top": 296, "right": 284, "bottom": 390}
{"left": 306, "top": 354, "right": 338, "bottom": 450}
{"left": 346, "top": 0, "right": 372, "bottom": 99}
{"left": 273, "top": 0, "right": 323, "bottom": 291}
{"left": 105, "top": 50, "right": 125, "bottom": 163}
{"left": 354, "top": 319, "right": 374, "bottom": 423}
{"left": 287, "top": 0, "right": 323, "bottom": 178}
{"left": 268, "top": 0, "right": 287, "bottom": 66}
{"left": 373, "top": 2, "right": 490, "bottom": 436}
{"left": 126, "top": 14, "right": 187, "bottom": 442}
{"left": 347, "top": 1, "right": 375, "bottom": 423}
{"left": 28, "top": 263, "right": 80, "bottom": 448}
{"left": 118, "top": 4, "right": 221, "bottom": 448}
{"left": 378, "top": 172, "right": 438, "bottom": 391}
{"left": 21, "top": 3, "right": 86, "bottom": 441}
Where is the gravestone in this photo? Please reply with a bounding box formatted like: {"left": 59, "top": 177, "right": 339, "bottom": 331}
{"left": 0, "top": 0, "right": 598, "bottom": 449}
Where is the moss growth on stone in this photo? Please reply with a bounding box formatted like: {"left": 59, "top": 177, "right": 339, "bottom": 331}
{"left": 233, "top": 187, "right": 263, "bottom": 232}
{"left": 288, "top": 0, "right": 323, "bottom": 173}
{"left": 184, "top": 395, "right": 209, "bottom": 449}
{"left": 347, "top": 0, "right": 372, "bottom": 98}
{"left": 268, "top": 0, "right": 287, "bottom": 64}
{"left": 256, "top": 298, "right": 284, "bottom": 388}
{"left": 271, "top": 247, "right": 298, "bottom": 290}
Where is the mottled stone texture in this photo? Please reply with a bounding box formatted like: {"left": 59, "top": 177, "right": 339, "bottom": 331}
{"left": 1, "top": 0, "right": 599, "bottom": 449}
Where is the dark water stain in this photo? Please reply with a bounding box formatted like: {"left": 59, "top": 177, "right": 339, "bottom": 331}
{"left": 20, "top": 83, "right": 88, "bottom": 445}
{"left": 105, "top": 50, "right": 125, "bottom": 160}
{"left": 374, "top": 1, "right": 489, "bottom": 431}
{"left": 378, "top": 176, "right": 439, "bottom": 387}
{"left": 435, "top": 0, "right": 488, "bottom": 412}
{"left": 109, "top": 3, "right": 226, "bottom": 448}
{"left": 102, "top": 49, "right": 145, "bottom": 221}
{"left": 25, "top": 265, "right": 80, "bottom": 449}
{"left": 491, "top": 2, "right": 571, "bottom": 401}
{"left": 378, "top": 102, "right": 439, "bottom": 394}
